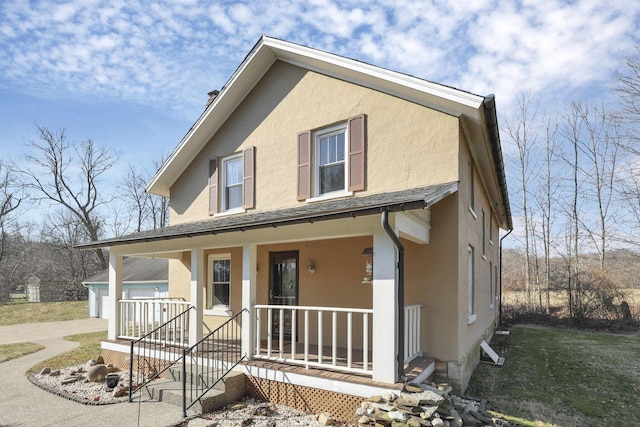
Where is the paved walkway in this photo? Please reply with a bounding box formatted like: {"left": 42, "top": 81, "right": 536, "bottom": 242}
{"left": 0, "top": 319, "right": 189, "bottom": 427}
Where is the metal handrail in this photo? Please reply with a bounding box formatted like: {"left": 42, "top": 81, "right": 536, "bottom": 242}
{"left": 182, "top": 309, "right": 246, "bottom": 417}
{"left": 128, "top": 305, "right": 194, "bottom": 402}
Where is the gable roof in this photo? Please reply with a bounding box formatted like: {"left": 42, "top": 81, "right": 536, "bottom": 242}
{"left": 146, "top": 36, "right": 511, "bottom": 229}
{"left": 83, "top": 257, "right": 168, "bottom": 283}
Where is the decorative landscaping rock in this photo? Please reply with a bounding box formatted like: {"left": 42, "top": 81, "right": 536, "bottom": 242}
{"left": 87, "top": 364, "right": 108, "bottom": 382}
{"left": 251, "top": 402, "right": 276, "bottom": 416}
{"left": 96, "top": 355, "right": 105, "bottom": 365}
{"left": 318, "top": 412, "right": 334, "bottom": 425}
{"left": 39, "top": 367, "right": 51, "bottom": 375}
{"left": 61, "top": 375, "right": 81, "bottom": 385}
{"left": 356, "top": 383, "right": 514, "bottom": 427}
{"left": 112, "top": 384, "right": 128, "bottom": 398}
{"left": 229, "top": 403, "right": 247, "bottom": 411}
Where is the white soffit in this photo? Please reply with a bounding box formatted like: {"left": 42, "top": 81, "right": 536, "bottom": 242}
{"left": 147, "top": 36, "right": 485, "bottom": 197}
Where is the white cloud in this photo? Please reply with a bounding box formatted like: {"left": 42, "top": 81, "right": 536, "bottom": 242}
{"left": 0, "top": 0, "right": 638, "bottom": 121}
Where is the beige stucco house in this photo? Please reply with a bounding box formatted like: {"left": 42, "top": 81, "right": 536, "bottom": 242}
{"left": 80, "top": 36, "right": 511, "bottom": 415}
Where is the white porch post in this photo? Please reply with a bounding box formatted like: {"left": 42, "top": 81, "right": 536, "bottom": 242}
{"left": 107, "top": 253, "right": 123, "bottom": 341}
{"left": 372, "top": 226, "right": 399, "bottom": 383}
{"left": 241, "top": 243, "right": 257, "bottom": 359}
{"left": 189, "top": 248, "right": 204, "bottom": 347}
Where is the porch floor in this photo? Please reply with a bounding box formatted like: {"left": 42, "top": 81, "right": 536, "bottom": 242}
{"left": 243, "top": 354, "right": 435, "bottom": 390}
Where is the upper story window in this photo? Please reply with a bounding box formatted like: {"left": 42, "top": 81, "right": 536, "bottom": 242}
{"left": 315, "top": 124, "right": 346, "bottom": 196}
{"left": 222, "top": 153, "right": 243, "bottom": 211}
{"left": 297, "top": 114, "right": 366, "bottom": 201}
{"left": 208, "top": 147, "right": 255, "bottom": 215}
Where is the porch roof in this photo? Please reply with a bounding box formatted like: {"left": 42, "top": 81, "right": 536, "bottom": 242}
{"left": 77, "top": 181, "right": 457, "bottom": 249}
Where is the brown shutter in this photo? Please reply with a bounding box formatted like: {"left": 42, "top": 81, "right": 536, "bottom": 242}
{"left": 297, "top": 131, "right": 311, "bottom": 200}
{"left": 348, "top": 114, "right": 366, "bottom": 192}
{"left": 242, "top": 146, "right": 255, "bottom": 209}
{"left": 208, "top": 158, "right": 218, "bottom": 215}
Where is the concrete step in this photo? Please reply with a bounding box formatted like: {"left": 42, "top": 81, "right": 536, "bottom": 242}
{"left": 167, "top": 364, "right": 227, "bottom": 389}
{"left": 144, "top": 369, "right": 246, "bottom": 413}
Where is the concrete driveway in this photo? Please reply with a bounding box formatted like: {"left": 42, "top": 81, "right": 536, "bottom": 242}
{"left": 0, "top": 318, "right": 188, "bottom": 427}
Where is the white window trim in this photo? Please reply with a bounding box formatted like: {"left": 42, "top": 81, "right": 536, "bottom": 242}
{"left": 312, "top": 122, "right": 348, "bottom": 198}
{"left": 220, "top": 152, "right": 243, "bottom": 213}
{"left": 306, "top": 189, "right": 353, "bottom": 203}
{"left": 204, "top": 253, "right": 232, "bottom": 317}
{"left": 467, "top": 245, "right": 475, "bottom": 324}
{"left": 468, "top": 206, "right": 477, "bottom": 219}
{"left": 489, "top": 214, "right": 494, "bottom": 245}
{"left": 214, "top": 207, "right": 246, "bottom": 218}
{"left": 489, "top": 261, "right": 494, "bottom": 310}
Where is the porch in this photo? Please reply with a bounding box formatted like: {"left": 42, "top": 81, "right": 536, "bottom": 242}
{"left": 115, "top": 298, "right": 426, "bottom": 380}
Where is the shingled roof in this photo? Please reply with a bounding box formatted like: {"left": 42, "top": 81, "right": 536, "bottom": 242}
{"left": 83, "top": 257, "right": 168, "bottom": 283}
{"left": 77, "top": 181, "right": 458, "bottom": 249}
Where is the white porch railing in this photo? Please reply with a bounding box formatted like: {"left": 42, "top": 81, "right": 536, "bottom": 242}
{"left": 118, "top": 298, "right": 190, "bottom": 346}
{"left": 404, "top": 304, "right": 423, "bottom": 363}
{"left": 254, "top": 305, "right": 374, "bottom": 375}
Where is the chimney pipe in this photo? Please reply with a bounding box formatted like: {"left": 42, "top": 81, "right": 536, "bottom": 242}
{"left": 205, "top": 90, "right": 219, "bottom": 109}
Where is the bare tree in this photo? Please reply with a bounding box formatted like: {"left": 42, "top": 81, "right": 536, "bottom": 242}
{"left": 559, "top": 102, "right": 587, "bottom": 318}
{"left": 535, "top": 116, "right": 560, "bottom": 313}
{"left": 118, "top": 155, "right": 170, "bottom": 233}
{"left": 147, "top": 157, "right": 169, "bottom": 229}
{"left": 119, "top": 164, "right": 150, "bottom": 233}
{"left": 21, "top": 126, "right": 117, "bottom": 270}
{"left": 504, "top": 92, "right": 539, "bottom": 307}
{"left": 614, "top": 45, "right": 640, "bottom": 147}
{"left": 0, "top": 161, "right": 23, "bottom": 226}
{"left": 577, "top": 104, "right": 622, "bottom": 270}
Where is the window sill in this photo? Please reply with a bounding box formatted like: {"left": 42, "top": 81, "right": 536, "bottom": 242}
{"left": 214, "top": 207, "right": 246, "bottom": 218}
{"left": 467, "top": 314, "right": 477, "bottom": 325}
{"left": 204, "top": 309, "right": 232, "bottom": 317}
{"left": 490, "top": 240, "right": 494, "bottom": 246}
{"left": 489, "top": 304, "right": 494, "bottom": 310}
{"left": 482, "top": 254, "right": 487, "bottom": 261}
{"left": 306, "top": 190, "right": 353, "bottom": 203}
{"left": 468, "top": 207, "right": 477, "bottom": 219}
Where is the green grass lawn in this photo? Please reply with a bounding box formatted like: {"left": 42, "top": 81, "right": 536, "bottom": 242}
{"left": 27, "top": 330, "right": 108, "bottom": 374}
{"left": 0, "top": 300, "right": 88, "bottom": 325}
{"left": 0, "top": 342, "right": 45, "bottom": 363}
{"left": 467, "top": 325, "right": 640, "bottom": 427}
{"left": 0, "top": 300, "right": 98, "bottom": 369}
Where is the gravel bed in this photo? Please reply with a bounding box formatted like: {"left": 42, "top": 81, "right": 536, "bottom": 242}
{"left": 30, "top": 366, "right": 129, "bottom": 405}
{"left": 180, "top": 397, "right": 351, "bottom": 427}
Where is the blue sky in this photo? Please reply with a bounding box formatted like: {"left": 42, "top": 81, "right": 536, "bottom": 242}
{"left": 1, "top": 0, "right": 639, "bottom": 232}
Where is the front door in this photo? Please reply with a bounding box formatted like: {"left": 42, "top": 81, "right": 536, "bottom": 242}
{"left": 269, "top": 251, "right": 298, "bottom": 339}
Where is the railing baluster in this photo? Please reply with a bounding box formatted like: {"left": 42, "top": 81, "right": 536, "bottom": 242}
{"left": 347, "top": 312, "right": 352, "bottom": 368}
{"left": 317, "top": 311, "right": 323, "bottom": 365}
{"left": 267, "top": 308, "right": 272, "bottom": 358}
{"left": 304, "top": 310, "right": 309, "bottom": 367}
{"left": 278, "top": 308, "right": 284, "bottom": 359}
{"left": 363, "top": 312, "right": 369, "bottom": 371}
{"left": 332, "top": 311, "right": 337, "bottom": 367}
{"left": 255, "top": 307, "right": 261, "bottom": 357}
{"left": 291, "top": 309, "right": 297, "bottom": 361}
